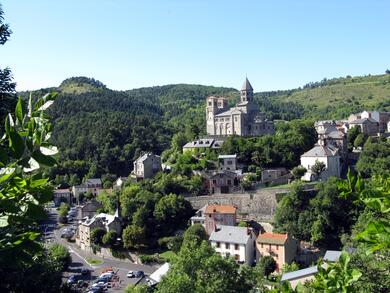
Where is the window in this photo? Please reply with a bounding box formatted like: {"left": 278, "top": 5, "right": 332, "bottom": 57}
{"left": 216, "top": 242, "right": 220, "bottom": 248}
{"left": 269, "top": 244, "right": 271, "bottom": 250}
{"left": 218, "top": 102, "right": 221, "bottom": 107}
{"left": 234, "top": 244, "right": 239, "bottom": 250}
{"left": 208, "top": 102, "right": 212, "bottom": 106}
{"left": 227, "top": 180, "right": 232, "bottom": 185}
{"left": 234, "top": 117, "right": 238, "bottom": 122}
{"left": 213, "top": 180, "right": 216, "bottom": 184}
{"left": 227, "top": 160, "right": 233, "bottom": 165}
{"left": 261, "top": 243, "right": 263, "bottom": 248}
{"left": 226, "top": 252, "right": 231, "bottom": 257}
{"left": 225, "top": 243, "right": 230, "bottom": 249}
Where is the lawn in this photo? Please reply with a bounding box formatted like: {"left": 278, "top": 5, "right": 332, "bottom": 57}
{"left": 159, "top": 250, "right": 176, "bottom": 262}
{"left": 86, "top": 258, "right": 103, "bottom": 265}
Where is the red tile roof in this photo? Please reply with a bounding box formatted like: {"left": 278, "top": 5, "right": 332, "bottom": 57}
{"left": 257, "top": 233, "right": 288, "bottom": 245}
{"left": 205, "top": 205, "right": 237, "bottom": 214}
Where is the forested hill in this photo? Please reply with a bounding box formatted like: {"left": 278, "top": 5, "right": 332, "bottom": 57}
{"left": 17, "top": 73, "right": 390, "bottom": 184}
{"left": 18, "top": 77, "right": 238, "bottom": 183}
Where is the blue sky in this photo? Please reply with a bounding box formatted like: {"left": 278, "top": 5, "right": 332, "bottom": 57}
{"left": 2, "top": 0, "right": 390, "bottom": 91}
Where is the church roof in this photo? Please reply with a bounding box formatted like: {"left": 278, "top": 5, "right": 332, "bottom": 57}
{"left": 215, "top": 107, "right": 243, "bottom": 117}
{"left": 241, "top": 77, "right": 253, "bottom": 91}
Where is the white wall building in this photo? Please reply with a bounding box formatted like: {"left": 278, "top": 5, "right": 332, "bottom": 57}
{"left": 218, "top": 154, "right": 237, "bottom": 171}
{"left": 300, "top": 140, "right": 340, "bottom": 181}
{"left": 131, "top": 153, "right": 162, "bottom": 180}
{"left": 209, "top": 225, "right": 256, "bottom": 265}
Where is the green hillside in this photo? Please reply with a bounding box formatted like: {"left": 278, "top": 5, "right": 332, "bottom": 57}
{"left": 16, "top": 73, "right": 390, "bottom": 184}
{"left": 262, "top": 73, "right": 390, "bottom": 119}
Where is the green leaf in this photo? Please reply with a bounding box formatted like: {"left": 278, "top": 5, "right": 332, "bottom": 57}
{"left": 30, "top": 178, "right": 48, "bottom": 188}
{"left": 15, "top": 97, "right": 23, "bottom": 124}
{"left": 9, "top": 129, "right": 25, "bottom": 158}
{"left": 0, "top": 215, "right": 9, "bottom": 227}
{"left": 32, "top": 150, "right": 56, "bottom": 167}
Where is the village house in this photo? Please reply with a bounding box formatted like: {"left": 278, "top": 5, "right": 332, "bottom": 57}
{"left": 256, "top": 233, "right": 298, "bottom": 272}
{"left": 281, "top": 250, "right": 341, "bottom": 289}
{"left": 204, "top": 204, "right": 237, "bottom": 235}
{"left": 218, "top": 154, "right": 237, "bottom": 171}
{"left": 349, "top": 117, "right": 379, "bottom": 136}
{"left": 190, "top": 205, "right": 207, "bottom": 227}
{"left": 114, "top": 176, "right": 128, "bottom": 189}
{"left": 361, "top": 111, "right": 390, "bottom": 133}
{"left": 182, "top": 138, "right": 224, "bottom": 152}
{"left": 261, "top": 168, "right": 291, "bottom": 184}
{"left": 206, "top": 78, "right": 274, "bottom": 137}
{"left": 79, "top": 199, "right": 103, "bottom": 219}
{"left": 76, "top": 210, "right": 121, "bottom": 251}
{"left": 72, "top": 178, "right": 104, "bottom": 204}
{"left": 209, "top": 225, "right": 256, "bottom": 265}
{"left": 53, "top": 188, "right": 73, "bottom": 206}
{"left": 131, "top": 153, "right": 162, "bottom": 180}
{"left": 300, "top": 138, "right": 341, "bottom": 181}
{"left": 204, "top": 170, "right": 241, "bottom": 194}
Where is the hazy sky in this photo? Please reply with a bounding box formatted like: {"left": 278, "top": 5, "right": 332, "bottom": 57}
{"left": 2, "top": 0, "right": 390, "bottom": 92}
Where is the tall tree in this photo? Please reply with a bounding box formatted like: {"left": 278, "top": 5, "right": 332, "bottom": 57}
{"left": 0, "top": 4, "right": 16, "bottom": 128}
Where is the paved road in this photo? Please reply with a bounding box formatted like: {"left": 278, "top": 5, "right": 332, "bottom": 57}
{"left": 41, "top": 207, "right": 155, "bottom": 292}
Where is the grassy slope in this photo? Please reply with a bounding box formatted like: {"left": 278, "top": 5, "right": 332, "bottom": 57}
{"left": 270, "top": 74, "right": 390, "bottom": 119}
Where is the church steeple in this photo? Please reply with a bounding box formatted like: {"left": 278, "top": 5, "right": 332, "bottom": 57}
{"left": 240, "top": 77, "right": 254, "bottom": 102}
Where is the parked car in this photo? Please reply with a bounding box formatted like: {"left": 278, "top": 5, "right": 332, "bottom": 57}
{"left": 67, "top": 274, "right": 78, "bottom": 284}
{"left": 134, "top": 271, "right": 144, "bottom": 278}
{"left": 81, "top": 268, "right": 90, "bottom": 275}
{"left": 126, "top": 270, "right": 134, "bottom": 278}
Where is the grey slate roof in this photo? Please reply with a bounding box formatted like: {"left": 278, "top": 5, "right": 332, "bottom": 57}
{"left": 301, "top": 144, "right": 338, "bottom": 157}
{"left": 323, "top": 250, "right": 341, "bottom": 262}
{"left": 281, "top": 266, "right": 318, "bottom": 281}
{"left": 209, "top": 225, "right": 251, "bottom": 245}
{"left": 241, "top": 78, "right": 253, "bottom": 91}
{"left": 350, "top": 117, "right": 378, "bottom": 124}
{"left": 85, "top": 178, "right": 102, "bottom": 185}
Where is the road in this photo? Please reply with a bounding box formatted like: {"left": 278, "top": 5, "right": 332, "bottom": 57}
{"left": 41, "top": 207, "right": 155, "bottom": 292}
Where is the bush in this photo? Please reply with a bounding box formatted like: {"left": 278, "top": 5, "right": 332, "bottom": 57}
{"left": 91, "top": 228, "right": 106, "bottom": 245}
{"left": 48, "top": 244, "right": 71, "bottom": 271}
{"left": 111, "top": 248, "right": 127, "bottom": 259}
{"left": 139, "top": 254, "right": 164, "bottom": 264}
{"left": 102, "top": 231, "right": 117, "bottom": 246}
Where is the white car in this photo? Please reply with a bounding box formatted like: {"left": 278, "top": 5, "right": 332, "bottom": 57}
{"left": 126, "top": 270, "right": 134, "bottom": 278}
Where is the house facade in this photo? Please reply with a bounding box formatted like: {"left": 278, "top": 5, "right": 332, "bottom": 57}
{"left": 209, "top": 225, "right": 256, "bottom": 265}
{"left": 256, "top": 233, "right": 298, "bottom": 272}
{"left": 206, "top": 78, "right": 274, "bottom": 137}
{"left": 205, "top": 170, "right": 241, "bottom": 194}
{"left": 76, "top": 210, "right": 121, "bottom": 251}
{"left": 361, "top": 111, "right": 390, "bottom": 133}
{"left": 131, "top": 153, "right": 162, "bottom": 180}
{"left": 204, "top": 205, "right": 237, "bottom": 235}
{"left": 190, "top": 205, "right": 207, "bottom": 227}
{"left": 261, "top": 168, "right": 291, "bottom": 184}
{"left": 349, "top": 117, "right": 379, "bottom": 136}
{"left": 218, "top": 154, "right": 237, "bottom": 171}
{"left": 79, "top": 199, "right": 103, "bottom": 219}
{"left": 300, "top": 139, "right": 341, "bottom": 181}
{"left": 53, "top": 188, "right": 73, "bottom": 206}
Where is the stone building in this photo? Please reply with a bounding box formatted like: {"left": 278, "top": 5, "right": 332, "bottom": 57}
{"left": 76, "top": 210, "right": 121, "bottom": 251}
{"left": 206, "top": 78, "right": 274, "bottom": 137}
{"left": 131, "top": 153, "right": 162, "bottom": 180}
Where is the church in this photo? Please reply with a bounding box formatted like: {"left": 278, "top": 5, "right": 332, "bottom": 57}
{"left": 206, "top": 78, "right": 275, "bottom": 137}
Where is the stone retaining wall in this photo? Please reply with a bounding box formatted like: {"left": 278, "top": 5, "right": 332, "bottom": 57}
{"left": 187, "top": 188, "right": 289, "bottom": 222}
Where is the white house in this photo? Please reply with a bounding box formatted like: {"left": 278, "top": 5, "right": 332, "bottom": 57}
{"left": 190, "top": 205, "right": 207, "bottom": 227}
{"left": 209, "top": 225, "right": 256, "bottom": 265}
{"left": 300, "top": 139, "right": 340, "bottom": 181}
